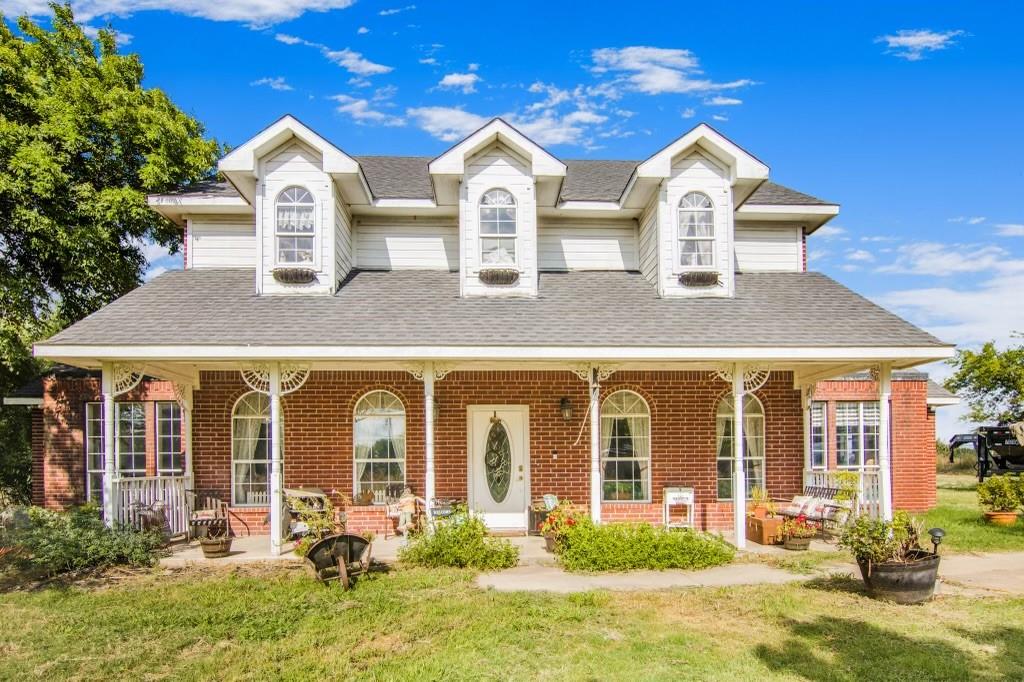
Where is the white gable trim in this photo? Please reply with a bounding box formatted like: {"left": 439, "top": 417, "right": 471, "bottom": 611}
{"left": 219, "top": 114, "right": 360, "bottom": 177}
{"left": 633, "top": 123, "right": 769, "bottom": 185}
{"left": 429, "top": 118, "right": 566, "bottom": 178}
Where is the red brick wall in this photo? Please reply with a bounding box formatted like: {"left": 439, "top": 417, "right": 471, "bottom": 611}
{"left": 812, "top": 378, "right": 936, "bottom": 511}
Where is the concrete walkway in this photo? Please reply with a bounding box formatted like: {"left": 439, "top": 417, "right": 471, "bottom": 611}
{"left": 936, "top": 551, "right": 1024, "bottom": 596}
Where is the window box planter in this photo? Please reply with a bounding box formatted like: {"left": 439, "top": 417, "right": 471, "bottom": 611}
{"left": 478, "top": 268, "right": 519, "bottom": 286}
{"left": 272, "top": 267, "right": 318, "bottom": 285}
{"left": 857, "top": 550, "right": 940, "bottom": 604}
{"left": 679, "top": 271, "right": 719, "bottom": 287}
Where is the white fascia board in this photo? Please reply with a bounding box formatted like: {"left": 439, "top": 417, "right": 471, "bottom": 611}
{"left": 371, "top": 198, "right": 438, "bottom": 209}
{"left": 35, "top": 343, "right": 955, "bottom": 364}
{"left": 555, "top": 200, "right": 622, "bottom": 212}
{"left": 3, "top": 397, "right": 42, "bottom": 406}
{"left": 147, "top": 196, "right": 250, "bottom": 208}
{"left": 218, "top": 114, "right": 361, "bottom": 176}
{"left": 634, "top": 123, "right": 769, "bottom": 182}
{"left": 927, "top": 396, "right": 961, "bottom": 407}
{"left": 736, "top": 204, "right": 840, "bottom": 218}
{"left": 428, "top": 118, "right": 566, "bottom": 178}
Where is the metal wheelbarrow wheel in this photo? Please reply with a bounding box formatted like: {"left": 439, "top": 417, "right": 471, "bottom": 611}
{"left": 304, "top": 533, "right": 372, "bottom": 590}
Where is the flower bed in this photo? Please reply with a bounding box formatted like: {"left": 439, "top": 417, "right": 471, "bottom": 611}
{"left": 556, "top": 520, "right": 735, "bottom": 572}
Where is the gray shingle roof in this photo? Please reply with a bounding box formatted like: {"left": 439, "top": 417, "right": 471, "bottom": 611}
{"left": 744, "top": 181, "right": 832, "bottom": 206}
{"left": 156, "top": 165, "right": 831, "bottom": 206}
{"left": 163, "top": 179, "right": 243, "bottom": 199}
{"left": 927, "top": 380, "right": 958, "bottom": 402}
{"left": 42, "top": 269, "right": 945, "bottom": 349}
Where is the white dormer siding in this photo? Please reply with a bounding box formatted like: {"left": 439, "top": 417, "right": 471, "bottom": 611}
{"left": 460, "top": 143, "right": 538, "bottom": 297}
{"left": 657, "top": 151, "right": 734, "bottom": 298}
{"left": 257, "top": 141, "right": 336, "bottom": 295}
{"left": 638, "top": 201, "right": 658, "bottom": 283}
{"left": 734, "top": 222, "right": 804, "bottom": 272}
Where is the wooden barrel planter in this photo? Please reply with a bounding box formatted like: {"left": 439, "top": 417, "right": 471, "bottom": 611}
{"left": 199, "top": 537, "right": 233, "bottom": 558}
{"left": 857, "top": 550, "right": 940, "bottom": 604}
{"left": 783, "top": 536, "right": 810, "bottom": 551}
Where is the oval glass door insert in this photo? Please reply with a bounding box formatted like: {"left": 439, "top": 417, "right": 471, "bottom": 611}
{"left": 484, "top": 420, "right": 512, "bottom": 503}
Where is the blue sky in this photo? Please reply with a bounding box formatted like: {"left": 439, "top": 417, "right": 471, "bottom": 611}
{"left": 5, "top": 1, "right": 1023, "bottom": 437}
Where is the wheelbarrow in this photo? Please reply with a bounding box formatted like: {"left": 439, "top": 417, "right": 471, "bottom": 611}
{"left": 304, "top": 533, "right": 372, "bottom": 590}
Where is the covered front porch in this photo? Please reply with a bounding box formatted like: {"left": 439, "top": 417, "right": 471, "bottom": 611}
{"left": 42, "top": 348, "right": 944, "bottom": 556}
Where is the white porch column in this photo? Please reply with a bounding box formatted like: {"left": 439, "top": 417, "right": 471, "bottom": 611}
{"left": 732, "top": 363, "right": 747, "bottom": 549}
{"left": 589, "top": 366, "right": 601, "bottom": 524}
{"left": 423, "top": 362, "right": 436, "bottom": 517}
{"left": 101, "top": 362, "right": 116, "bottom": 528}
{"left": 801, "top": 385, "right": 812, "bottom": 486}
{"left": 878, "top": 362, "right": 894, "bottom": 521}
{"left": 268, "top": 363, "right": 284, "bottom": 556}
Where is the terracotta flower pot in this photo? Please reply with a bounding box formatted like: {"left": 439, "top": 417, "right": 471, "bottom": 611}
{"left": 783, "top": 536, "right": 810, "bottom": 551}
{"left": 984, "top": 510, "right": 1020, "bottom": 526}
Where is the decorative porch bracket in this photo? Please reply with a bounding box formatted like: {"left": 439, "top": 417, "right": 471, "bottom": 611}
{"left": 240, "top": 363, "right": 310, "bottom": 395}
{"left": 714, "top": 364, "right": 770, "bottom": 394}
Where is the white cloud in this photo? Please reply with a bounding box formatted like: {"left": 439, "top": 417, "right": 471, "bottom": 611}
{"left": 996, "top": 223, "right": 1024, "bottom": 236}
{"left": 591, "top": 46, "right": 755, "bottom": 95}
{"left": 357, "top": 26, "right": 369, "bottom": 34}
{"left": 4, "top": 0, "right": 356, "bottom": 25}
{"left": 330, "top": 95, "right": 404, "bottom": 127}
{"left": 860, "top": 235, "right": 898, "bottom": 243}
{"left": 372, "top": 85, "right": 398, "bottom": 101}
{"left": 839, "top": 263, "right": 860, "bottom": 272}
{"left": 80, "top": 24, "right": 133, "bottom": 44}
{"left": 406, "top": 106, "right": 488, "bottom": 142}
{"left": 711, "top": 114, "right": 728, "bottom": 122}
{"left": 467, "top": 63, "right": 479, "bottom": 72}
{"left": 814, "top": 225, "right": 847, "bottom": 240}
{"left": 526, "top": 82, "right": 572, "bottom": 112}
{"left": 846, "top": 248, "right": 875, "bottom": 262}
{"left": 274, "top": 33, "right": 392, "bottom": 77}
{"left": 681, "top": 107, "right": 696, "bottom": 119}
{"left": 704, "top": 96, "right": 742, "bottom": 106}
{"left": 250, "top": 76, "right": 293, "bottom": 91}
{"left": 946, "top": 216, "right": 986, "bottom": 224}
{"left": 419, "top": 57, "right": 438, "bottom": 65}
{"left": 876, "top": 29, "right": 965, "bottom": 61}
{"left": 875, "top": 241, "right": 1021, "bottom": 277}
{"left": 562, "top": 110, "right": 607, "bottom": 125}
{"left": 437, "top": 72, "right": 480, "bottom": 94}
{"left": 808, "top": 247, "right": 831, "bottom": 263}
{"left": 379, "top": 4, "right": 415, "bottom": 15}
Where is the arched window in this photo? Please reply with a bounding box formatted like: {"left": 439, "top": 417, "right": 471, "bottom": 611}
{"left": 353, "top": 390, "right": 406, "bottom": 502}
{"left": 715, "top": 393, "right": 765, "bottom": 500}
{"left": 275, "top": 186, "right": 315, "bottom": 265}
{"left": 232, "top": 392, "right": 272, "bottom": 506}
{"left": 479, "top": 188, "right": 517, "bottom": 266}
{"left": 678, "top": 191, "right": 715, "bottom": 268}
{"left": 601, "top": 390, "right": 651, "bottom": 502}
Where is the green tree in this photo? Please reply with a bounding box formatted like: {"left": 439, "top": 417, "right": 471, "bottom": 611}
{"left": 945, "top": 339, "right": 1024, "bottom": 424}
{"left": 0, "top": 4, "right": 221, "bottom": 502}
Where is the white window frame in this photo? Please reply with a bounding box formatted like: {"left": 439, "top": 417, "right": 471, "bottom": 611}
{"left": 231, "top": 392, "right": 272, "bottom": 507}
{"left": 836, "top": 401, "right": 880, "bottom": 470}
{"left": 810, "top": 401, "right": 828, "bottom": 470}
{"left": 353, "top": 390, "right": 407, "bottom": 504}
{"left": 84, "top": 402, "right": 104, "bottom": 503}
{"left": 716, "top": 393, "right": 766, "bottom": 501}
{"left": 677, "top": 191, "right": 716, "bottom": 270}
{"left": 600, "top": 390, "right": 652, "bottom": 503}
{"left": 116, "top": 402, "right": 147, "bottom": 478}
{"left": 274, "top": 185, "right": 317, "bottom": 268}
{"left": 478, "top": 188, "right": 518, "bottom": 268}
{"left": 156, "top": 401, "right": 184, "bottom": 476}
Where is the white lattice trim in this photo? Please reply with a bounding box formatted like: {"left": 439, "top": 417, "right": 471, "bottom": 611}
{"left": 715, "top": 365, "right": 771, "bottom": 393}
{"left": 280, "top": 364, "right": 310, "bottom": 394}
{"left": 404, "top": 363, "right": 425, "bottom": 380}
{"left": 569, "top": 364, "right": 618, "bottom": 382}
{"left": 173, "top": 382, "right": 193, "bottom": 411}
{"left": 241, "top": 364, "right": 272, "bottom": 393}
{"left": 112, "top": 363, "right": 143, "bottom": 396}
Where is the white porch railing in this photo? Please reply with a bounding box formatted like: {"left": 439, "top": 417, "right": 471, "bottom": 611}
{"left": 112, "top": 475, "right": 191, "bottom": 536}
{"left": 803, "top": 469, "right": 883, "bottom": 519}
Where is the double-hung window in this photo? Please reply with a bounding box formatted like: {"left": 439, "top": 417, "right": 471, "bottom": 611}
{"left": 156, "top": 401, "right": 184, "bottom": 476}
{"left": 678, "top": 191, "right": 715, "bottom": 268}
{"left": 275, "top": 186, "right": 315, "bottom": 265}
{"left": 716, "top": 393, "right": 766, "bottom": 500}
{"left": 809, "top": 401, "right": 827, "bottom": 470}
{"left": 479, "top": 188, "right": 517, "bottom": 266}
{"left": 116, "top": 403, "right": 146, "bottom": 477}
{"left": 353, "top": 390, "right": 406, "bottom": 502}
{"left": 600, "top": 391, "right": 651, "bottom": 502}
{"left": 836, "top": 401, "right": 880, "bottom": 469}
{"left": 231, "top": 392, "right": 272, "bottom": 506}
{"left": 85, "top": 403, "right": 104, "bottom": 503}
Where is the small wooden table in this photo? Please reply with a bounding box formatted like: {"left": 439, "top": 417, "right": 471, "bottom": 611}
{"left": 746, "top": 515, "right": 784, "bottom": 545}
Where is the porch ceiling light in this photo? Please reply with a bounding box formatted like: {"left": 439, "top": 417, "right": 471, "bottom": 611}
{"left": 559, "top": 397, "right": 573, "bottom": 422}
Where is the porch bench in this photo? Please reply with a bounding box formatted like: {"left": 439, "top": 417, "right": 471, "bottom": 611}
{"left": 775, "top": 486, "right": 853, "bottom": 535}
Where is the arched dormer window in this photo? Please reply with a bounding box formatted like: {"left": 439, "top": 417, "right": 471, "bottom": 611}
{"left": 479, "top": 188, "right": 517, "bottom": 266}
{"left": 600, "top": 390, "right": 651, "bottom": 502}
{"left": 678, "top": 191, "right": 715, "bottom": 268}
{"left": 276, "top": 186, "right": 316, "bottom": 266}
{"left": 715, "top": 393, "right": 765, "bottom": 500}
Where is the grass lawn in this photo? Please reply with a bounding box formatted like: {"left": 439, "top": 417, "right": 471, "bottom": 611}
{"left": 922, "top": 474, "right": 1024, "bottom": 553}
{"left": 1, "top": 565, "right": 1023, "bottom": 681}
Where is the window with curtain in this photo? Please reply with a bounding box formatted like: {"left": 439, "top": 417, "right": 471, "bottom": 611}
{"left": 275, "top": 185, "right": 315, "bottom": 265}
{"left": 716, "top": 393, "right": 765, "bottom": 500}
{"left": 231, "top": 392, "right": 272, "bottom": 506}
{"left": 678, "top": 191, "right": 715, "bottom": 268}
{"left": 156, "top": 401, "right": 184, "bottom": 476}
{"left": 353, "top": 390, "right": 406, "bottom": 502}
{"left": 836, "top": 401, "right": 880, "bottom": 469}
{"left": 810, "top": 401, "right": 827, "bottom": 470}
{"left": 479, "top": 188, "right": 517, "bottom": 266}
{"left": 116, "top": 403, "right": 146, "bottom": 477}
{"left": 85, "top": 402, "right": 104, "bottom": 503}
{"left": 601, "top": 391, "right": 651, "bottom": 502}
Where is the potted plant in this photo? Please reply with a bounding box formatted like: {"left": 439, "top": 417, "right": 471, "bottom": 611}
{"left": 780, "top": 514, "right": 816, "bottom": 551}
{"left": 839, "top": 512, "right": 942, "bottom": 604}
{"left": 977, "top": 475, "right": 1022, "bottom": 526}
{"left": 199, "top": 519, "right": 232, "bottom": 558}
{"left": 537, "top": 502, "right": 580, "bottom": 552}
{"left": 750, "top": 487, "right": 775, "bottom": 520}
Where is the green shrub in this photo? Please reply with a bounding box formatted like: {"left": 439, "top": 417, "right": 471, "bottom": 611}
{"left": 398, "top": 509, "right": 519, "bottom": 570}
{"left": 557, "top": 520, "right": 735, "bottom": 572}
{"left": 0, "top": 504, "right": 165, "bottom": 576}
{"left": 977, "top": 475, "right": 1023, "bottom": 512}
{"left": 839, "top": 511, "right": 924, "bottom": 567}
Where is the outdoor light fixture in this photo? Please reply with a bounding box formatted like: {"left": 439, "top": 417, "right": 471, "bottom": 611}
{"left": 559, "top": 397, "right": 573, "bottom": 422}
{"left": 928, "top": 527, "right": 946, "bottom": 554}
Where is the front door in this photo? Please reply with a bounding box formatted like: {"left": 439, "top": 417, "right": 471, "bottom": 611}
{"left": 467, "top": 405, "right": 529, "bottom": 530}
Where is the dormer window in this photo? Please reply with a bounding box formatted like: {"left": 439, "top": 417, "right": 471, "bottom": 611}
{"left": 479, "top": 188, "right": 517, "bottom": 266}
{"left": 678, "top": 191, "right": 715, "bottom": 268}
{"left": 275, "top": 186, "right": 315, "bottom": 265}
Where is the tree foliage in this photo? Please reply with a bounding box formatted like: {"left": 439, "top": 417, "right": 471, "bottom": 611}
{"left": 946, "top": 339, "right": 1024, "bottom": 424}
{"left": 0, "top": 4, "right": 221, "bottom": 501}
